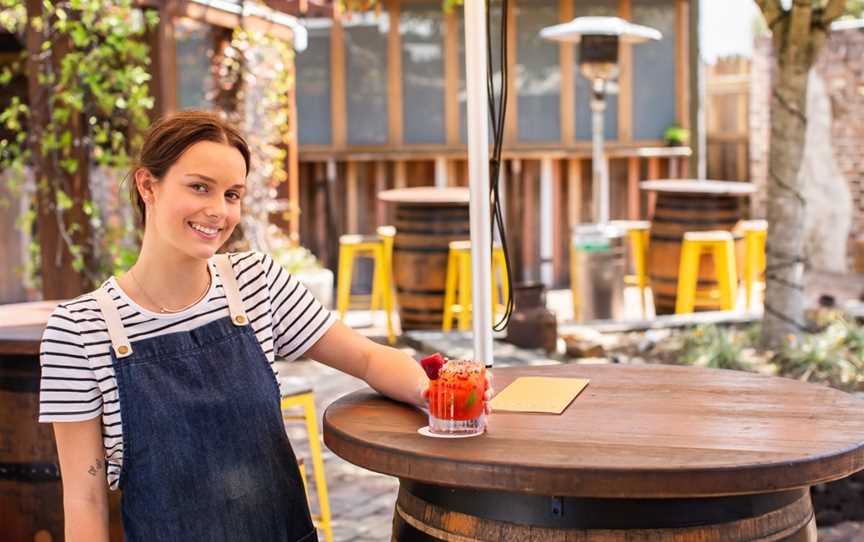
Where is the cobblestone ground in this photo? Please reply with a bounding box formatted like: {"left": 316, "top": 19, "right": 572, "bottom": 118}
{"left": 278, "top": 297, "right": 863, "bottom": 541}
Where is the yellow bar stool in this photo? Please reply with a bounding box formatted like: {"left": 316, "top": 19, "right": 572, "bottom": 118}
{"left": 741, "top": 219, "right": 767, "bottom": 310}
{"left": 336, "top": 233, "right": 395, "bottom": 344}
{"left": 675, "top": 231, "right": 738, "bottom": 314}
{"left": 280, "top": 377, "right": 332, "bottom": 542}
{"left": 441, "top": 240, "right": 509, "bottom": 331}
{"left": 375, "top": 225, "right": 396, "bottom": 319}
{"left": 613, "top": 220, "right": 651, "bottom": 317}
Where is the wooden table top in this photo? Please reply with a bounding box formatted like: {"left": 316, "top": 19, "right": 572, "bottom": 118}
{"left": 323, "top": 364, "right": 864, "bottom": 499}
{"left": 378, "top": 187, "right": 470, "bottom": 205}
{"left": 0, "top": 300, "right": 60, "bottom": 356}
{"left": 640, "top": 179, "right": 756, "bottom": 195}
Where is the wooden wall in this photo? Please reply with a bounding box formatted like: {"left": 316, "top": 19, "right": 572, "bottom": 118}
{"left": 705, "top": 57, "right": 750, "bottom": 182}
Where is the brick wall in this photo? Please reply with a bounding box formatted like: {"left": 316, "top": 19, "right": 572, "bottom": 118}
{"left": 750, "top": 27, "right": 864, "bottom": 269}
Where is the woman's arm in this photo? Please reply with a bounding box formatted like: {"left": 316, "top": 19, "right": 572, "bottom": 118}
{"left": 53, "top": 418, "right": 110, "bottom": 542}
{"left": 305, "top": 320, "right": 429, "bottom": 407}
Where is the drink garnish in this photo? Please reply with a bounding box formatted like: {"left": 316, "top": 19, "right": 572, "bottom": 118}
{"left": 420, "top": 353, "right": 446, "bottom": 380}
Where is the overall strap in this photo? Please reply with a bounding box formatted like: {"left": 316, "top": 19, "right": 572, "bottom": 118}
{"left": 92, "top": 287, "right": 133, "bottom": 358}
{"left": 214, "top": 254, "right": 250, "bottom": 326}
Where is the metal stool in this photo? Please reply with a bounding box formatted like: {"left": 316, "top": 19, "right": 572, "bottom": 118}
{"left": 280, "top": 377, "right": 332, "bottom": 542}
{"left": 675, "top": 231, "right": 738, "bottom": 314}
{"left": 742, "top": 220, "right": 767, "bottom": 311}
{"left": 613, "top": 220, "right": 651, "bottom": 317}
{"left": 441, "top": 240, "right": 509, "bottom": 331}
{"left": 336, "top": 233, "right": 395, "bottom": 344}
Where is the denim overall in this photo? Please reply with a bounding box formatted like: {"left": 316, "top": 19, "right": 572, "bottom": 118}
{"left": 93, "top": 255, "right": 316, "bottom": 542}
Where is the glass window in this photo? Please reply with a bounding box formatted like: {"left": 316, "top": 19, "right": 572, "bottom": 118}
{"left": 632, "top": 0, "right": 677, "bottom": 140}
{"left": 401, "top": 4, "right": 446, "bottom": 144}
{"left": 297, "top": 20, "right": 333, "bottom": 145}
{"left": 345, "top": 12, "right": 389, "bottom": 146}
{"left": 573, "top": 0, "right": 619, "bottom": 140}
{"left": 516, "top": 0, "right": 560, "bottom": 142}
{"left": 175, "top": 19, "right": 212, "bottom": 110}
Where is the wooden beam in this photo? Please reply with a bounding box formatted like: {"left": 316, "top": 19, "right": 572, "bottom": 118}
{"left": 148, "top": 5, "right": 177, "bottom": 116}
{"left": 618, "top": 0, "right": 633, "bottom": 141}
{"left": 346, "top": 161, "right": 358, "bottom": 233}
{"left": 331, "top": 7, "right": 347, "bottom": 148}
{"left": 388, "top": 0, "right": 403, "bottom": 145}
{"left": 523, "top": 160, "right": 537, "bottom": 281}
{"left": 444, "top": 11, "right": 460, "bottom": 145}
{"left": 559, "top": 0, "right": 575, "bottom": 145}
{"left": 627, "top": 157, "right": 640, "bottom": 219}
{"left": 375, "top": 161, "right": 388, "bottom": 226}
{"left": 676, "top": 0, "right": 689, "bottom": 129}
{"left": 567, "top": 159, "right": 581, "bottom": 227}
{"left": 172, "top": 0, "right": 297, "bottom": 42}
{"left": 647, "top": 157, "right": 661, "bottom": 180}
{"left": 394, "top": 159, "right": 407, "bottom": 189}
{"left": 504, "top": 0, "right": 518, "bottom": 144}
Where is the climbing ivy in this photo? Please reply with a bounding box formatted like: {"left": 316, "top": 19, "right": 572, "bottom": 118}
{"left": 0, "top": 0, "right": 156, "bottom": 289}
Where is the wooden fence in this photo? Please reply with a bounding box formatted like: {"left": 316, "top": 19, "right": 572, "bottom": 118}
{"left": 706, "top": 57, "right": 750, "bottom": 182}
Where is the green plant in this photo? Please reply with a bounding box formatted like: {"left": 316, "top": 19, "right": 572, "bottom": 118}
{"left": 268, "top": 226, "right": 322, "bottom": 275}
{"left": 679, "top": 324, "right": 751, "bottom": 371}
{"left": 0, "top": 0, "right": 156, "bottom": 286}
{"left": 663, "top": 125, "right": 690, "bottom": 146}
{"left": 772, "top": 319, "right": 864, "bottom": 392}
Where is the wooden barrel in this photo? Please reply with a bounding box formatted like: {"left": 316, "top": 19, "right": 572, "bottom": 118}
{"left": 381, "top": 187, "right": 470, "bottom": 331}
{"left": 647, "top": 191, "right": 747, "bottom": 315}
{"left": 0, "top": 302, "right": 124, "bottom": 542}
{"left": 392, "top": 482, "right": 817, "bottom": 541}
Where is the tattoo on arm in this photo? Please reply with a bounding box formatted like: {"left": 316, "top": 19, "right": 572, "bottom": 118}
{"left": 87, "top": 458, "right": 104, "bottom": 476}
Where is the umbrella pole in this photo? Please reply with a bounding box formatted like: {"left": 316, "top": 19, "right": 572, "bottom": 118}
{"left": 463, "top": 0, "right": 494, "bottom": 367}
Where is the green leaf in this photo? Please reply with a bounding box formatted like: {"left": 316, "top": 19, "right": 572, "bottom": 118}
{"left": 464, "top": 389, "right": 477, "bottom": 410}
{"left": 56, "top": 189, "right": 73, "bottom": 211}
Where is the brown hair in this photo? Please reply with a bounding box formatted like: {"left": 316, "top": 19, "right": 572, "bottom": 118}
{"left": 129, "top": 110, "right": 251, "bottom": 227}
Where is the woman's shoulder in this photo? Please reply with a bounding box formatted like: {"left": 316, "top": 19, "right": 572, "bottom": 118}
{"left": 50, "top": 280, "right": 114, "bottom": 322}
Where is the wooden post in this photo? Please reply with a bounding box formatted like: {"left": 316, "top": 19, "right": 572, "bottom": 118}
{"left": 568, "top": 158, "right": 582, "bottom": 227}
{"left": 627, "top": 156, "right": 640, "bottom": 220}
{"left": 551, "top": 159, "right": 564, "bottom": 285}
{"left": 559, "top": 0, "right": 575, "bottom": 145}
{"left": 375, "top": 161, "right": 388, "bottom": 227}
{"left": 331, "top": 6, "right": 347, "bottom": 148}
{"left": 346, "top": 161, "right": 358, "bottom": 233}
{"left": 394, "top": 159, "right": 407, "bottom": 189}
{"left": 445, "top": 11, "right": 460, "bottom": 145}
{"left": 26, "top": 0, "right": 93, "bottom": 298}
{"left": 388, "top": 0, "right": 403, "bottom": 145}
{"left": 523, "top": 160, "right": 537, "bottom": 282}
{"left": 287, "top": 50, "right": 301, "bottom": 243}
{"left": 504, "top": 0, "right": 517, "bottom": 144}
{"left": 618, "top": 0, "right": 632, "bottom": 142}
{"left": 676, "top": 0, "right": 689, "bottom": 130}
{"left": 146, "top": 4, "right": 177, "bottom": 118}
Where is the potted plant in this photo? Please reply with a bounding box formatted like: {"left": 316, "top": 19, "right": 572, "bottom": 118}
{"left": 663, "top": 125, "right": 690, "bottom": 147}
{"left": 268, "top": 226, "right": 334, "bottom": 309}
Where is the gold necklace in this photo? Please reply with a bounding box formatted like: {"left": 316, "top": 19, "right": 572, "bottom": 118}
{"left": 128, "top": 265, "right": 212, "bottom": 314}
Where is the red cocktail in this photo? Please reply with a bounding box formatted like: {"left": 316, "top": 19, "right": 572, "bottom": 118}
{"left": 422, "top": 355, "right": 486, "bottom": 435}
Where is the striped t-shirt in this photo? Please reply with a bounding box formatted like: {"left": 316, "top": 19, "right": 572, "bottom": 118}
{"left": 38, "top": 251, "right": 336, "bottom": 490}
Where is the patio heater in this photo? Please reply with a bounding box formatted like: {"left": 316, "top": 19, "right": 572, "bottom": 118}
{"left": 540, "top": 17, "right": 661, "bottom": 321}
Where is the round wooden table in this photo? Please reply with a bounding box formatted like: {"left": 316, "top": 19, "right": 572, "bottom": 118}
{"left": 324, "top": 364, "right": 864, "bottom": 541}
{"left": 0, "top": 301, "right": 124, "bottom": 541}
{"left": 378, "top": 187, "right": 470, "bottom": 331}
{"left": 640, "top": 180, "right": 756, "bottom": 314}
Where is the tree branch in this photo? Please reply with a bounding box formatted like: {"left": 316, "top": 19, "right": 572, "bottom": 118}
{"left": 755, "top": 0, "right": 785, "bottom": 31}
{"left": 788, "top": 0, "right": 813, "bottom": 43}
{"left": 820, "top": 0, "right": 847, "bottom": 25}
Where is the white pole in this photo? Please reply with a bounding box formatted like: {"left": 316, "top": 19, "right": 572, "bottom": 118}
{"left": 464, "top": 0, "right": 494, "bottom": 367}
{"left": 540, "top": 157, "right": 554, "bottom": 286}
{"left": 590, "top": 80, "right": 609, "bottom": 224}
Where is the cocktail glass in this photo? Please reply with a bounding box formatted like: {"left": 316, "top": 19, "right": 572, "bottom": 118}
{"left": 427, "top": 358, "right": 486, "bottom": 435}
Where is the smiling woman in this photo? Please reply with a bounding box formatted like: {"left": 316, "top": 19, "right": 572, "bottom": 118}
{"left": 38, "top": 110, "right": 441, "bottom": 542}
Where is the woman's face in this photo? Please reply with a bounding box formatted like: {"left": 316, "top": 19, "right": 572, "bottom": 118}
{"left": 139, "top": 140, "right": 247, "bottom": 261}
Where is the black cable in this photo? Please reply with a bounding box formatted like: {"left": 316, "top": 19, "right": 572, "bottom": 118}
{"left": 485, "top": 0, "right": 514, "bottom": 332}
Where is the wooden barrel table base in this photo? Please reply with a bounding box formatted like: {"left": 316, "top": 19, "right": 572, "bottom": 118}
{"left": 380, "top": 188, "right": 470, "bottom": 331}
{"left": 392, "top": 482, "right": 815, "bottom": 541}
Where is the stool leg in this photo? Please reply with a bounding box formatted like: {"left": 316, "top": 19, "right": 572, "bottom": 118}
{"left": 745, "top": 233, "right": 755, "bottom": 311}
{"left": 337, "top": 245, "right": 355, "bottom": 320}
{"left": 632, "top": 230, "right": 648, "bottom": 318}
{"left": 370, "top": 250, "right": 382, "bottom": 312}
{"left": 675, "top": 242, "right": 700, "bottom": 314}
{"left": 442, "top": 249, "right": 458, "bottom": 332}
{"left": 303, "top": 394, "right": 333, "bottom": 542}
{"left": 714, "top": 242, "right": 738, "bottom": 311}
{"left": 377, "top": 245, "right": 395, "bottom": 345}
{"left": 457, "top": 253, "right": 472, "bottom": 331}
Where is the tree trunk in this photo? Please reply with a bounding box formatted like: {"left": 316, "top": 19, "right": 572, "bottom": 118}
{"left": 761, "top": 57, "right": 810, "bottom": 347}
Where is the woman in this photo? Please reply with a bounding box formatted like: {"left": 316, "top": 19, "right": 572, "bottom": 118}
{"left": 38, "top": 111, "right": 466, "bottom": 541}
